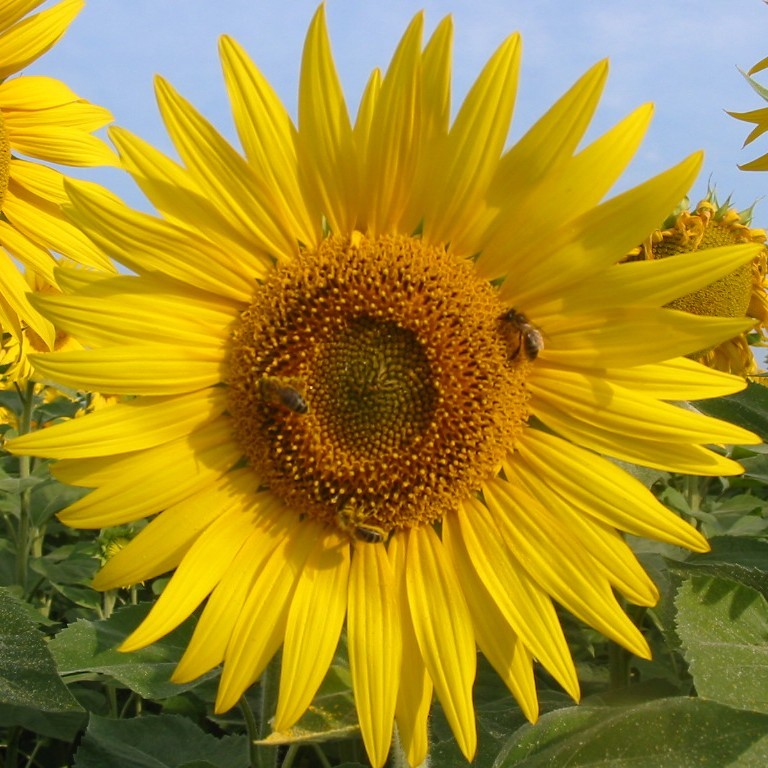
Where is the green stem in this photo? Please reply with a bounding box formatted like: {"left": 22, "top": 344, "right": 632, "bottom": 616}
{"left": 683, "top": 474, "right": 709, "bottom": 528}
{"left": 608, "top": 640, "right": 631, "bottom": 690}
{"left": 254, "top": 652, "right": 282, "bottom": 767}
{"left": 4, "top": 725, "right": 21, "bottom": 768}
{"left": 280, "top": 744, "right": 299, "bottom": 768}
{"left": 240, "top": 674, "right": 280, "bottom": 768}
{"left": 15, "top": 381, "right": 36, "bottom": 596}
{"left": 309, "top": 743, "right": 333, "bottom": 768}
{"left": 608, "top": 604, "right": 648, "bottom": 690}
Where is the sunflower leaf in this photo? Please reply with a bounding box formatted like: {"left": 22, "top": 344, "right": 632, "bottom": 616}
{"left": 492, "top": 698, "right": 768, "bottom": 767}
{"left": 671, "top": 537, "right": 768, "bottom": 601}
{"left": 72, "top": 714, "right": 249, "bottom": 768}
{"left": 256, "top": 659, "right": 359, "bottom": 745}
{"left": 0, "top": 587, "right": 82, "bottom": 713}
{"left": 50, "top": 603, "right": 215, "bottom": 700}
{"left": 690, "top": 383, "right": 768, "bottom": 441}
{"left": 676, "top": 575, "right": 768, "bottom": 714}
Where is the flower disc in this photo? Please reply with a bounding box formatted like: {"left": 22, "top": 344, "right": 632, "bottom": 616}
{"left": 228, "top": 233, "right": 529, "bottom": 534}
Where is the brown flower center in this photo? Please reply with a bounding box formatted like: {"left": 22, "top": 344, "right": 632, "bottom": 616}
{"left": 227, "top": 233, "right": 530, "bottom": 538}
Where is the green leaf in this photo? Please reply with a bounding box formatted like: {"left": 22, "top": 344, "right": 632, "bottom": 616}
{"left": 50, "top": 603, "right": 214, "bottom": 700}
{"left": 676, "top": 575, "right": 768, "bottom": 714}
{"left": 29, "top": 474, "right": 91, "bottom": 527}
{"left": 493, "top": 698, "right": 768, "bottom": 767}
{"left": 0, "top": 703, "right": 86, "bottom": 740}
{"left": 0, "top": 587, "right": 82, "bottom": 712}
{"left": 257, "top": 661, "right": 359, "bottom": 746}
{"left": 428, "top": 655, "right": 539, "bottom": 767}
{"left": 31, "top": 542, "right": 101, "bottom": 609}
{"left": 739, "top": 451, "right": 768, "bottom": 483}
{"left": 73, "top": 714, "right": 249, "bottom": 768}
{"left": 672, "top": 537, "right": 768, "bottom": 601}
{"left": 692, "top": 383, "right": 768, "bottom": 441}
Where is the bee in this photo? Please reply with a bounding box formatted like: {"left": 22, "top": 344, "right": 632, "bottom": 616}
{"left": 337, "top": 500, "right": 387, "bottom": 544}
{"left": 259, "top": 376, "right": 309, "bottom": 414}
{"left": 500, "top": 309, "right": 544, "bottom": 361}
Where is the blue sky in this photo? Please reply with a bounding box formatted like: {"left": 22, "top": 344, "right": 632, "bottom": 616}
{"left": 27, "top": 0, "right": 768, "bottom": 221}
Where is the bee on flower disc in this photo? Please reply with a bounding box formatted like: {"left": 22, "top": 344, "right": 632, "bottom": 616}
{"left": 337, "top": 500, "right": 387, "bottom": 544}
{"left": 259, "top": 376, "right": 309, "bottom": 414}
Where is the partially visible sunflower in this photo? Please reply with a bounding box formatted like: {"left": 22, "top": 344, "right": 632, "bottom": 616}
{"left": 7, "top": 9, "right": 763, "bottom": 767}
{"left": 0, "top": 0, "right": 117, "bottom": 379}
{"left": 624, "top": 198, "right": 768, "bottom": 377}
{"left": 729, "top": 54, "right": 768, "bottom": 170}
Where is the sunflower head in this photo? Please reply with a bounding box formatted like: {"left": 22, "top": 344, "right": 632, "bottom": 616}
{"left": 5, "top": 8, "right": 762, "bottom": 768}
{"left": 625, "top": 198, "right": 768, "bottom": 376}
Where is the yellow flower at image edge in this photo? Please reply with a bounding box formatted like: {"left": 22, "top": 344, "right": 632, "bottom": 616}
{"left": 0, "top": 0, "right": 117, "bottom": 376}
{"left": 625, "top": 199, "right": 768, "bottom": 378}
{"left": 7, "top": 8, "right": 762, "bottom": 767}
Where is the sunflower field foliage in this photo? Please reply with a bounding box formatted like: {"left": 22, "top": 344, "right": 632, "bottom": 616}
{"left": 3, "top": 4, "right": 768, "bottom": 768}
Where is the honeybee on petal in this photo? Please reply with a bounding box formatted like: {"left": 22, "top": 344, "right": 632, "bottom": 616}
{"left": 500, "top": 308, "right": 544, "bottom": 361}
{"left": 336, "top": 499, "right": 387, "bottom": 544}
{"left": 259, "top": 376, "right": 309, "bottom": 414}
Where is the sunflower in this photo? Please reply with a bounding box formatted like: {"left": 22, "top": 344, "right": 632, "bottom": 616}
{"left": 7, "top": 8, "right": 762, "bottom": 767}
{"left": 0, "top": 0, "right": 117, "bottom": 377}
{"left": 729, "top": 54, "right": 768, "bottom": 170}
{"left": 624, "top": 198, "right": 768, "bottom": 377}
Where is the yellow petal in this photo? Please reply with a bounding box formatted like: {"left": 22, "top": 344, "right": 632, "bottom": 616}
{"left": 0, "top": 0, "right": 82, "bottom": 79}
{"left": 483, "top": 478, "right": 651, "bottom": 658}
{"left": 399, "top": 15, "right": 452, "bottom": 234}
{"left": 531, "top": 363, "right": 758, "bottom": 446}
{"left": 515, "top": 429, "right": 710, "bottom": 552}
{"left": 348, "top": 541, "right": 401, "bottom": 768}
{"left": 109, "top": 125, "right": 267, "bottom": 260}
{"left": 120, "top": 506, "right": 263, "bottom": 651}
{"left": 0, "top": 241, "right": 54, "bottom": 346}
{"left": 29, "top": 284, "right": 234, "bottom": 350}
{"left": 65, "top": 177, "right": 265, "bottom": 300}
{"left": 215, "top": 519, "right": 318, "bottom": 713}
{"left": 503, "top": 458, "right": 659, "bottom": 606}
{"left": 94, "top": 469, "right": 262, "bottom": 590}
{"left": 173, "top": 496, "right": 293, "bottom": 682}
{"left": 361, "top": 12, "right": 423, "bottom": 235}
{"left": 297, "top": 5, "right": 357, "bottom": 234}
{"left": 7, "top": 124, "right": 117, "bottom": 167}
{"left": 473, "top": 61, "right": 609, "bottom": 272}
{"left": 539, "top": 307, "right": 756, "bottom": 369}
{"left": 603, "top": 357, "right": 750, "bottom": 401}
{"left": 423, "top": 33, "right": 521, "bottom": 247}
{"left": 499, "top": 153, "right": 703, "bottom": 305}
{"left": 154, "top": 76, "right": 298, "bottom": 262}
{"left": 54, "top": 418, "right": 238, "bottom": 528}
{"left": 443, "top": 510, "right": 539, "bottom": 722}
{"left": 28, "top": 345, "right": 224, "bottom": 396}
{"left": 454, "top": 496, "right": 579, "bottom": 700}
{"left": 275, "top": 531, "right": 350, "bottom": 730}
{"left": 6, "top": 166, "right": 115, "bottom": 273}
{"left": 219, "top": 35, "right": 319, "bottom": 250}
{"left": 0, "top": 75, "right": 80, "bottom": 109}
{"left": 532, "top": 401, "right": 747, "bottom": 475}
{"left": 389, "top": 534, "right": 432, "bottom": 767}
{"left": 531, "top": 243, "right": 762, "bottom": 316}
{"left": 0, "top": 1, "right": 46, "bottom": 31}
{"left": 405, "top": 526, "right": 477, "bottom": 762}
{"left": 9, "top": 388, "right": 227, "bottom": 458}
